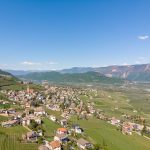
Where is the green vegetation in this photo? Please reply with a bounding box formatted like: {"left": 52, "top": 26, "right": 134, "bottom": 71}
{"left": 71, "top": 117, "right": 150, "bottom": 150}
{"left": 0, "top": 70, "right": 43, "bottom": 91}
{"left": 20, "top": 71, "right": 124, "bottom": 84}
{"left": 80, "top": 85, "right": 150, "bottom": 125}
{"left": 45, "top": 108, "right": 62, "bottom": 119}
{"left": 42, "top": 118, "right": 60, "bottom": 140}
{"left": 0, "top": 116, "right": 9, "bottom": 123}
{"left": 0, "top": 126, "right": 38, "bottom": 150}
{"left": 0, "top": 82, "right": 43, "bottom": 91}
{"left": 60, "top": 64, "right": 150, "bottom": 82}
{"left": 0, "top": 104, "right": 10, "bottom": 109}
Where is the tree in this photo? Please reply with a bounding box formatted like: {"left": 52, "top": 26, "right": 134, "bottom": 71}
{"left": 141, "top": 124, "right": 147, "bottom": 136}
{"left": 93, "top": 144, "right": 101, "bottom": 150}
{"left": 29, "top": 109, "right": 34, "bottom": 114}
{"left": 38, "top": 137, "right": 43, "bottom": 144}
{"left": 29, "top": 120, "right": 38, "bottom": 130}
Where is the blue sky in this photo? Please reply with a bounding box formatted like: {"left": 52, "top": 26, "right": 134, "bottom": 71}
{"left": 0, "top": 0, "right": 150, "bottom": 70}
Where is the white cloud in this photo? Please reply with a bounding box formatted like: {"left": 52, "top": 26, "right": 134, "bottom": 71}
{"left": 47, "top": 61, "right": 58, "bottom": 65}
{"left": 22, "top": 61, "right": 41, "bottom": 65}
{"left": 138, "top": 35, "right": 149, "bottom": 40}
{"left": 122, "top": 62, "right": 128, "bottom": 66}
{"left": 0, "top": 64, "right": 8, "bottom": 67}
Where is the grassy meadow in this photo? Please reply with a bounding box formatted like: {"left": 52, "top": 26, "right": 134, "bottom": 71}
{"left": 0, "top": 124, "right": 38, "bottom": 150}
{"left": 71, "top": 117, "right": 150, "bottom": 150}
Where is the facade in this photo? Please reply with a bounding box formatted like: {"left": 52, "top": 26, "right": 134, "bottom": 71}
{"left": 46, "top": 141, "right": 61, "bottom": 150}
{"left": 77, "top": 138, "right": 92, "bottom": 150}
{"left": 2, "top": 120, "right": 19, "bottom": 127}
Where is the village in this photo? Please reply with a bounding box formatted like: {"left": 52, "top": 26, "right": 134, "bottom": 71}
{"left": 0, "top": 82, "right": 150, "bottom": 150}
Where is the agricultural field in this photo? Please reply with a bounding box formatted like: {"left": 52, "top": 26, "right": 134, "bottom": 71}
{"left": 0, "top": 116, "right": 9, "bottom": 123}
{"left": 42, "top": 118, "right": 60, "bottom": 137}
{"left": 45, "top": 108, "right": 63, "bottom": 120}
{"left": 42, "top": 118, "right": 60, "bottom": 140}
{"left": 80, "top": 83, "right": 150, "bottom": 126}
{"left": 0, "top": 125, "right": 39, "bottom": 150}
{"left": 71, "top": 117, "right": 150, "bottom": 150}
{"left": 0, "top": 83, "right": 44, "bottom": 91}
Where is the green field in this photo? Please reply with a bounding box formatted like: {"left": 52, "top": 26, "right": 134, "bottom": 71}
{"left": 71, "top": 117, "right": 150, "bottom": 150}
{"left": 0, "top": 83, "right": 44, "bottom": 91}
{"left": 42, "top": 118, "right": 60, "bottom": 140}
{"left": 42, "top": 118, "right": 60, "bottom": 137}
{"left": 0, "top": 116, "right": 9, "bottom": 123}
{"left": 0, "top": 125, "right": 38, "bottom": 150}
{"left": 80, "top": 84, "right": 150, "bottom": 125}
{"left": 45, "top": 108, "right": 63, "bottom": 119}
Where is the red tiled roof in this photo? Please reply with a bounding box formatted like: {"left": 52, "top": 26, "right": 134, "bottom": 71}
{"left": 57, "top": 128, "right": 67, "bottom": 132}
{"left": 50, "top": 141, "right": 61, "bottom": 149}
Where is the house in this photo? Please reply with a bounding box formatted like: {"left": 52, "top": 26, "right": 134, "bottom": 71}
{"left": 132, "top": 123, "right": 144, "bottom": 131}
{"left": 54, "top": 133, "right": 68, "bottom": 143}
{"left": 37, "top": 130, "right": 43, "bottom": 136}
{"left": 34, "top": 107, "right": 46, "bottom": 116}
{"left": 48, "top": 105, "right": 60, "bottom": 111}
{"left": 57, "top": 128, "right": 67, "bottom": 134}
{"left": 25, "top": 102, "right": 31, "bottom": 108}
{"left": 22, "top": 115, "right": 41, "bottom": 126}
{"left": 22, "top": 117, "right": 31, "bottom": 126}
{"left": 0, "top": 109, "right": 8, "bottom": 114}
{"left": 60, "top": 119, "right": 67, "bottom": 127}
{"left": 34, "top": 117, "right": 42, "bottom": 124}
{"left": 7, "top": 108, "right": 16, "bottom": 114}
{"left": 2, "top": 120, "right": 19, "bottom": 127}
{"left": 75, "top": 127, "right": 83, "bottom": 134}
{"left": 122, "top": 122, "right": 133, "bottom": 135}
{"left": 12, "top": 112, "right": 22, "bottom": 120}
{"left": 72, "top": 124, "right": 83, "bottom": 134}
{"left": 72, "top": 124, "right": 80, "bottom": 129}
{"left": 110, "top": 117, "right": 120, "bottom": 126}
{"left": 50, "top": 115, "right": 56, "bottom": 122}
{"left": 47, "top": 141, "right": 61, "bottom": 150}
{"left": 77, "top": 138, "right": 92, "bottom": 149}
{"left": 23, "top": 131, "right": 38, "bottom": 142}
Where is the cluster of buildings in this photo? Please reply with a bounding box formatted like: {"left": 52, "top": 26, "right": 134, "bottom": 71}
{"left": 107, "top": 117, "right": 146, "bottom": 135}
{"left": 0, "top": 84, "right": 150, "bottom": 149}
{"left": 41, "top": 126, "right": 92, "bottom": 150}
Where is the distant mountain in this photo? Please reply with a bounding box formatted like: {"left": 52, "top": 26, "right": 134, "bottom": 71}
{"left": 7, "top": 63, "right": 150, "bottom": 82}
{"left": 60, "top": 64, "right": 150, "bottom": 82}
{"left": 5, "top": 70, "right": 31, "bottom": 76}
{"left": 60, "top": 67, "right": 94, "bottom": 74}
{"left": 6, "top": 70, "right": 52, "bottom": 76}
{"left": 19, "top": 71, "right": 124, "bottom": 84}
{"left": 0, "top": 69, "right": 12, "bottom": 76}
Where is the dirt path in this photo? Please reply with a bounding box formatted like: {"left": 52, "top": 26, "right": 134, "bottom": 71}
{"left": 23, "top": 125, "right": 32, "bottom": 131}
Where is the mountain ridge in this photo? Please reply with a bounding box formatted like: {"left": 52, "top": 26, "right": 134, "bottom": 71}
{"left": 18, "top": 71, "right": 125, "bottom": 85}
{"left": 5, "top": 63, "right": 150, "bottom": 82}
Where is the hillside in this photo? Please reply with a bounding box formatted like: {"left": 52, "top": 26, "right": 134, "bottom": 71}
{"left": 7, "top": 64, "right": 150, "bottom": 82}
{"left": 60, "top": 64, "right": 150, "bottom": 82}
{"left": 0, "top": 69, "right": 18, "bottom": 87}
{"left": 4, "top": 70, "right": 31, "bottom": 76}
{"left": 19, "top": 71, "right": 125, "bottom": 84}
{"left": 0, "top": 69, "right": 13, "bottom": 76}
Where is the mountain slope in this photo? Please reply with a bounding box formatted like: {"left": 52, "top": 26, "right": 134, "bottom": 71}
{"left": 0, "top": 69, "right": 19, "bottom": 88}
{"left": 7, "top": 64, "right": 150, "bottom": 82}
{"left": 60, "top": 64, "right": 150, "bottom": 81}
{"left": 4, "top": 70, "right": 31, "bottom": 76}
{"left": 19, "top": 71, "right": 125, "bottom": 84}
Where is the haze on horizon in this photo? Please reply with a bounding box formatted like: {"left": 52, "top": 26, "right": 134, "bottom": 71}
{"left": 0, "top": 0, "right": 150, "bottom": 70}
